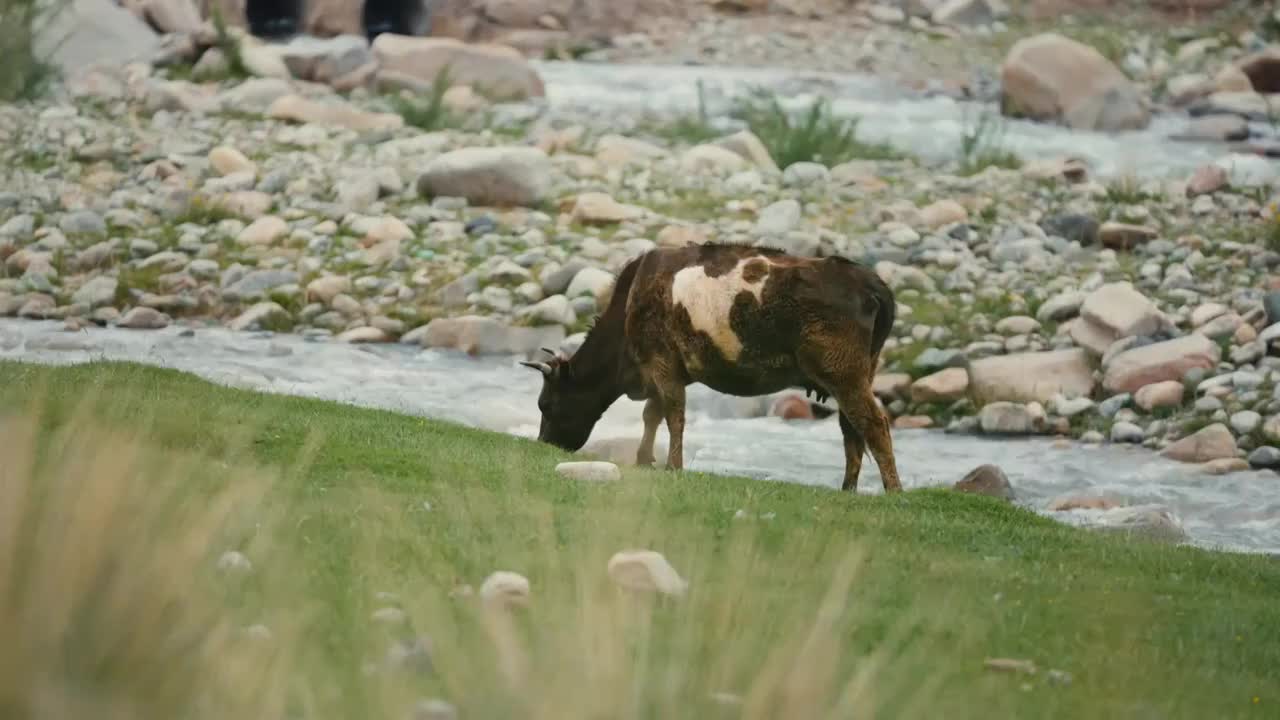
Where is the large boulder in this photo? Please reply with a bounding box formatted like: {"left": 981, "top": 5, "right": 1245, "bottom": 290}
{"left": 416, "top": 146, "right": 552, "bottom": 207}
{"left": 371, "top": 35, "right": 544, "bottom": 99}
{"left": 1102, "top": 334, "right": 1220, "bottom": 394}
{"left": 1000, "top": 32, "right": 1149, "bottom": 132}
{"left": 968, "top": 348, "right": 1095, "bottom": 404}
{"left": 1161, "top": 423, "right": 1237, "bottom": 464}
{"left": 36, "top": 0, "right": 161, "bottom": 77}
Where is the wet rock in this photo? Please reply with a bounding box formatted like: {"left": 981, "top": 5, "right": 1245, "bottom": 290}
{"left": 1247, "top": 446, "right": 1280, "bottom": 469}
{"left": 1097, "top": 505, "right": 1187, "bottom": 543}
{"left": 978, "top": 402, "right": 1035, "bottom": 434}
{"left": 1134, "top": 380, "right": 1185, "bottom": 411}
{"left": 417, "top": 146, "right": 551, "bottom": 207}
{"left": 337, "top": 326, "right": 390, "bottom": 343}
{"left": 1110, "top": 421, "right": 1144, "bottom": 444}
{"left": 1103, "top": 334, "right": 1220, "bottom": 394}
{"left": 117, "top": 307, "right": 170, "bottom": 329}
{"left": 1000, "top": 33, "right": 1149, "bottom": 132}
{"left": 479, "top": 570, "right": 530, "bottom": 608}
{"left": 1202, "top": 458, "right": 1250, "bottom": 475}
{"left": 953, "top": 463, "right": 1014, "bottom": 500}
{"left": 1161, "top": 423, "right": 1237, "bottom": 463}
{"left": 607, "top": 550, "right": 688, "bottom": 596}
{"left": 1172, "top": 115, "right": 1249, "bottom": 143}
{"left": 1047, "top": 494, "right": 1118, "bottom": 511}
{"left": 372, "top": 35, "right": 544, "bottom": 100}
{"left": 968, "top": 348, "right": 1095, "bottom": 404}
{"left": 420, "top": 315, "right": 564, "bottom": 356}
{"left": 911, "top": 367, "right": 969, "bottom": 403}
{"left": 555, "top": 461, "right": 621, "bottom": 482}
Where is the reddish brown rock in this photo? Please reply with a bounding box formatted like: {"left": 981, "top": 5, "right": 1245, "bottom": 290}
{"left": 1186, "top": 164, "right": 1229, "bottom": 197}
{"left": 769, "top": 395, "right": 814, "bottom": 421}
{"left": 1103, "top": 334, "right": 1220, "bottom": 394}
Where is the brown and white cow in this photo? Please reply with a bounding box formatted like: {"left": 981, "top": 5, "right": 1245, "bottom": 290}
{"left": 521, "top": 243, "right": 901, "bottom": 492}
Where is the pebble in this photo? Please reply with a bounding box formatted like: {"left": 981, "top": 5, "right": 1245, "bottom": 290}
{"left": 479, "top": 571, "right": 530, "bottom": 608}
{"left": 216, "top": 550, "right": 252, "bottom": 574}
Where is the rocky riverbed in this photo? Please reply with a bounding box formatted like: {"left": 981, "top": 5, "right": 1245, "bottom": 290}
{"left": 5, "top": 0, "right": 1280, "bottom": 553}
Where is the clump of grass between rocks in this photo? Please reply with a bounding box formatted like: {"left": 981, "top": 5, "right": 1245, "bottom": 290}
{"left": 387, "top": 65, "right": 461, "bottom": 132}
{"left": 0, "top": 0, "right": 68, "bottom": 102}
{"left": 729, "top": 86, "right": 905, "bottom": 168}
{"left": 957, "top": 109, "right": 1022, "bottom": 176}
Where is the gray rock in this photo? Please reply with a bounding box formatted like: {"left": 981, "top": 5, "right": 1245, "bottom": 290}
{"left": 754, "top": 199, "right": 802, "bottom": 236}
{"left": 416, "top": 146, "right": 552, "bottom": 207}
{"left": 781, "top": 162, "right": 829, "bottom": 187}
{"left": 1247, "top": 446, "right": 1280, "bottom": 469}
{"left": 420, "top": 315, "right": 565, "bottom": 356}
{"left": 914, "top": 347, "right": 965, "bottom": 371}
{"left": 953, "top": 463, "right": 1015, "bottom": 500}
{"left": 279, "top": 34, "right": 371, "bottom": 83}
{"left": 1110, "top": 421, "right": 1144, "bottom": 443}
{"left": 1231, "top": 410, "right": 1262, "bottom": 435}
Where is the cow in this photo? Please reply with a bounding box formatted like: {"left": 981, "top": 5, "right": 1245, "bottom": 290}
{"left": 521, "top": 243, "right": 901, "bottom": 493}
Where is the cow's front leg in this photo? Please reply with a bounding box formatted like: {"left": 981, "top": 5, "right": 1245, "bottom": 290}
{"left": 636, "top": 397, "right": 664, "bottom": 466}
{"left": 662, "top": 385, "right": 687, "bottom": 471}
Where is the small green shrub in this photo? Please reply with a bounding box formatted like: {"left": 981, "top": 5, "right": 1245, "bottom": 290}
{"left": 387, "top": 65, "right": 459, "bottom": 132}
{"left": 642, "top": 80, "right": 722, "bottom": 145}
{"left": 728, "top": 86, "right": 904, "bottom": 168}
{"left": 209, "top": 6, "right": 251, "bottom": 81}
{"left": 956, "top": 109, "right": 1022, "bottom": 176}
{"left": 0, "top": 0, "right": 69, "bottom": 102}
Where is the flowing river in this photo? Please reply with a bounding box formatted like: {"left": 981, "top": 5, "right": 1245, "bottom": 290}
{"left": 3, "top": 318, "right": 1279, "bottom": 556}
{"left": 531, "top": 59, "right": 1245, "bottom": 180}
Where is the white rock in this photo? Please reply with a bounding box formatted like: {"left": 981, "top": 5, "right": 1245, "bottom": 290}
{"left": 217, "top": 550, "right": 252, "bottom": 574}
{"left": 607, "top": 550, "right": 688, "bottom": 596}
{"left": 479, "top": 571, "right": 530, "bottom": 608}
{"left": 555, "top": 461, "right": 620, "bottom": 482}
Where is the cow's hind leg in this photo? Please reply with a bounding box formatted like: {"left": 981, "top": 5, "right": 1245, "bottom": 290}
{"left": 837, "top": 413, "right": 866, "bottom": 491}
{"left": 661, "top": 384, "right": 687, "bottom": 471}
{"left": 636, "top": 397, "right": 664, "bottom": 466}
{"left": 841, "top": 386, "right": 901, "bottom": 492}
{"left": 800, "top": 338, "right": 902, "bottom": 494}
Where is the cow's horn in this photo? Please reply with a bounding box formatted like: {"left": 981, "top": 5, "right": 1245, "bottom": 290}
{"left": 539, "top": 346, "right": 557, "bottom": 358}
{"left": 520, "top": 360, "right": 553, "bottom": 376}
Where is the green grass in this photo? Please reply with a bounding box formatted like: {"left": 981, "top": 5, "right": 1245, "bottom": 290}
{"left": 386, "top": 65, "right": 460, "bottom": 133}
{"left": 728, "top": 87, "right": 905, "bottom": 168}
{"left": 0, "top": 360, "right": 1277, "bottom": 719}
{"left": 956, "top": 109, "right": 1022, "bottom": 176}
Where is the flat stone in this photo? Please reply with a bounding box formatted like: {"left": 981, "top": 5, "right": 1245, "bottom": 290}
{"left": 910, "top": 367, "right": 970, "bottom": 403}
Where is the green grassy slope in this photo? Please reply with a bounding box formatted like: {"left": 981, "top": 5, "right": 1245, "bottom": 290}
{"left": 0, "top": 360, "right": 1276, "bottom": 720}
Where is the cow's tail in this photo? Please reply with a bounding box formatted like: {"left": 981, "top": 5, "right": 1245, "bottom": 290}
{"left": 867, "top": 273, "right": 896, "bottom": 361}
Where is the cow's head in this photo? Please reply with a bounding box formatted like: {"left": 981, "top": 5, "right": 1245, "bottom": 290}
{"left": 521, "top": 347, "right": 598, "bottom": 452}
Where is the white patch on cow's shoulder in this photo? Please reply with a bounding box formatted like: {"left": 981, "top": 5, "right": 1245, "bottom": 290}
{"left": 671, "top": 257, "right": 770, "bottom": 361}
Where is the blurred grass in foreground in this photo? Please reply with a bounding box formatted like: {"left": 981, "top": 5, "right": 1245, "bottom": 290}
{"left": 0, "top": 359, "right": 1277, "bottom": 719}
